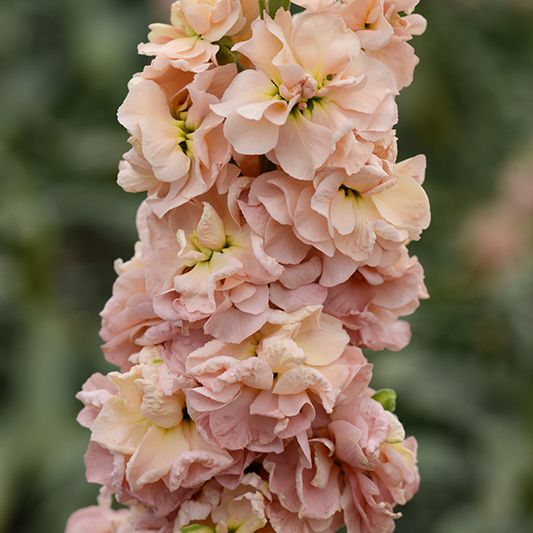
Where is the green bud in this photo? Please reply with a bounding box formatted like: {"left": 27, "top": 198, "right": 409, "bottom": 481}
{"left": 372, "top": 389, "right": 397, "bottom": 412}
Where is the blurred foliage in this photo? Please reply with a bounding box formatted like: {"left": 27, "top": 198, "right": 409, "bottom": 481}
{"left": 0, "top": 0, "right": 532, "bottom": 532}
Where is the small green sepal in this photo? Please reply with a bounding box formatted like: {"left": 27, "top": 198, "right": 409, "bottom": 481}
{"left": 181, "top": 524, "right": 215, "bottom": 533}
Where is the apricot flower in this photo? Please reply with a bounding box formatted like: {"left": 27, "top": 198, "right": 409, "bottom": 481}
{"left": 175, "top": 474, "right": 271, "bottom": 533}
{"left": 118, "top": 65, "right": 236, "bottom": 216}
{"left": 292, "top": 0, "right": 427, "bottom": 89}
{"left": 186, "top": 306, "right": 371, "bottom": 452}
{"left": 138, "top": 0, "right": 245, "bottom": 72}
{"left": 137, "top": 191, "right": 281, "bottom": 344}
{"left": 78, "top": 346, "right": 240, "bottom": 510}
{"left": 242, "top": 153, "right": 429, "bottom": 274}
{"left": 212, "top": 9, "right": 397, "bottom": 180}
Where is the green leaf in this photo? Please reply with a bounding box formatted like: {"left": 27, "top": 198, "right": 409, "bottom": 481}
{"left": 372, "top": 389, "right": 397, "bottom": 412}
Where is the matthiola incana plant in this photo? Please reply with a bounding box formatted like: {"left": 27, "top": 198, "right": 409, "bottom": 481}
{"left": 68, "top": 0, "right": 429, "bottom": 531}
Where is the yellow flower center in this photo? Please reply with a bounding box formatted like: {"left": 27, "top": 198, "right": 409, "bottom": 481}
{"left": 340, "top": 184, "right": 362, "bottom": 198}
{"left": 173, "top": 110, "right": 196, "bottom": 155}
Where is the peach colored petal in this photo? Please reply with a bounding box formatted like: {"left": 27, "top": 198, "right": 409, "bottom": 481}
{"left": 278, "top": 256, "right": 322, "bottom": 289}
{"left": 224, "top": 111, "right": 280, "bottom": 155}
{"left": 291, "top": 12, "right": 360, "bottom": 78}
{"left": 275, "top": 114, "right": 335, "bottom": 180}
{"left": 204, "top": 305, "right": 270, "bottom": 343}
{"left": 269, "top": 282, "right": 327, "bottom": 312}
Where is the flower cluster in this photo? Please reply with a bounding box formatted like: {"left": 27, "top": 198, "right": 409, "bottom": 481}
{"left": 68, "top": 1, "right": 428, "bottom": 531}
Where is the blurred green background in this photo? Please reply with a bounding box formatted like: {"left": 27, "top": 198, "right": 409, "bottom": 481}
{"left": 1, "top": 0, "right": 532, "bottom": 531}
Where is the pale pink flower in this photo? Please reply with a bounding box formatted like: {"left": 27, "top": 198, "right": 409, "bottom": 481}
{"left": 100, "top": 242, "right": 188, "bottom": 370}
{"left": 325, "top": 247, "right": 428, "bottom": 351}
{"left": 139, "top": 0, "right": 245, "bottom": 72}
{"left": 174, "top": 474, "right": 271, "bottom": 532}
{"left": 264, "top": 388, "right": 419, "bottom": 533}
{"left": 331, "top": 392, "right": 420, "bottom": 533}
{"left": 118, "top": 65, "right": 236, "bottom": 216}
{"left": 186, "top": 306, "right": 371, "bottom": 452}
{"left": 212, "top": 9, "right": 397, "bottom": 180}
{"left": 373, "top": 1, "right": 426, "bottom": 88}
{"left": 265, "top": 438, "right": 344, "bottom": 531}
{"left": 77, "top": 373, "right": 118, "bottom": 429}
{"left": 137, "top": 193, "right": 281, "bottom": 344}
{"left": 264, "top": 251, "right": 328, "bottom": 314}
{"left": 83, "top": 441, "right": 195, "bottom": 518}
{"left": 78, "top": 346, "right": 243, "bottom": 511}
{"left": 173, "top": 480, "right": 222, "bottom": 531}
{"left": 242, "top": 152, "right": 429, "bottom": 271}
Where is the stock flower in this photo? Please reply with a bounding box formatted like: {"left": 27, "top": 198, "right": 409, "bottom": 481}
{"left": 78, "top": 346, "right": 242, "bottom": 512}
{"left": 138, "top": 0, "right": 245, "bottom": 72}
{"left": 264, "top": 388, "right": 419, "bottom": 533}
{"left": 212, "top": 9, "right": 397, "bottom": 180}
{"left": 292, "top": 0, "right": 394, "bottom": 48}
{"left": 268, "top": 256, "right": 329, "bottom": 314}
{"left": 175, "top": 474, "right": 271, "bottom": 532}
{"left": 242, "top": 152, "right": 429, "bottom": 275}
{"left": 118, "top": 64, "right": 236, "bottom": 217}
{"left": 186, "top": 306, "right": 371, "bottom": 452}
{"left": 331, "top": 392, "right": 420, "bottom": 532}
{"left": 137, "top": 191, "right": 281, "bottom": 344}
{"left": 291, "top": 0, "right": 427, "bottom": 89}
{"left": 265, "top": 438, "right": 344, "bottom": 530}
{"left": 313, "top": 153, "right": 430, "bottom": 263}
{"left": 325, "top": 247, "right": 428, "bottom": 351}
{"left": 113, "top": 506, "right": 172, "bottom": 533}
{"left": 386, "top": 1, "right": 427, "bottom": 39}
{"left": 372, "top": 0, "right": 427, "bottom": 88}
{"left": 99, "top": 242, "right": 189, "bottom": 370}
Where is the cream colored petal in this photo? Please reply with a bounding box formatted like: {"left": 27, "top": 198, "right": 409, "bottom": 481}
{"left": 197, "top": 203, "right": 227, "bottom": 250}
{"left": 371, "top": 174, "right": 430, "bottom": 238}
{"left": 91, "top": 398, "right": 151, "bottom": 455}
{"left": 126, "top": 425, "right": 190, "bottom": 491}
